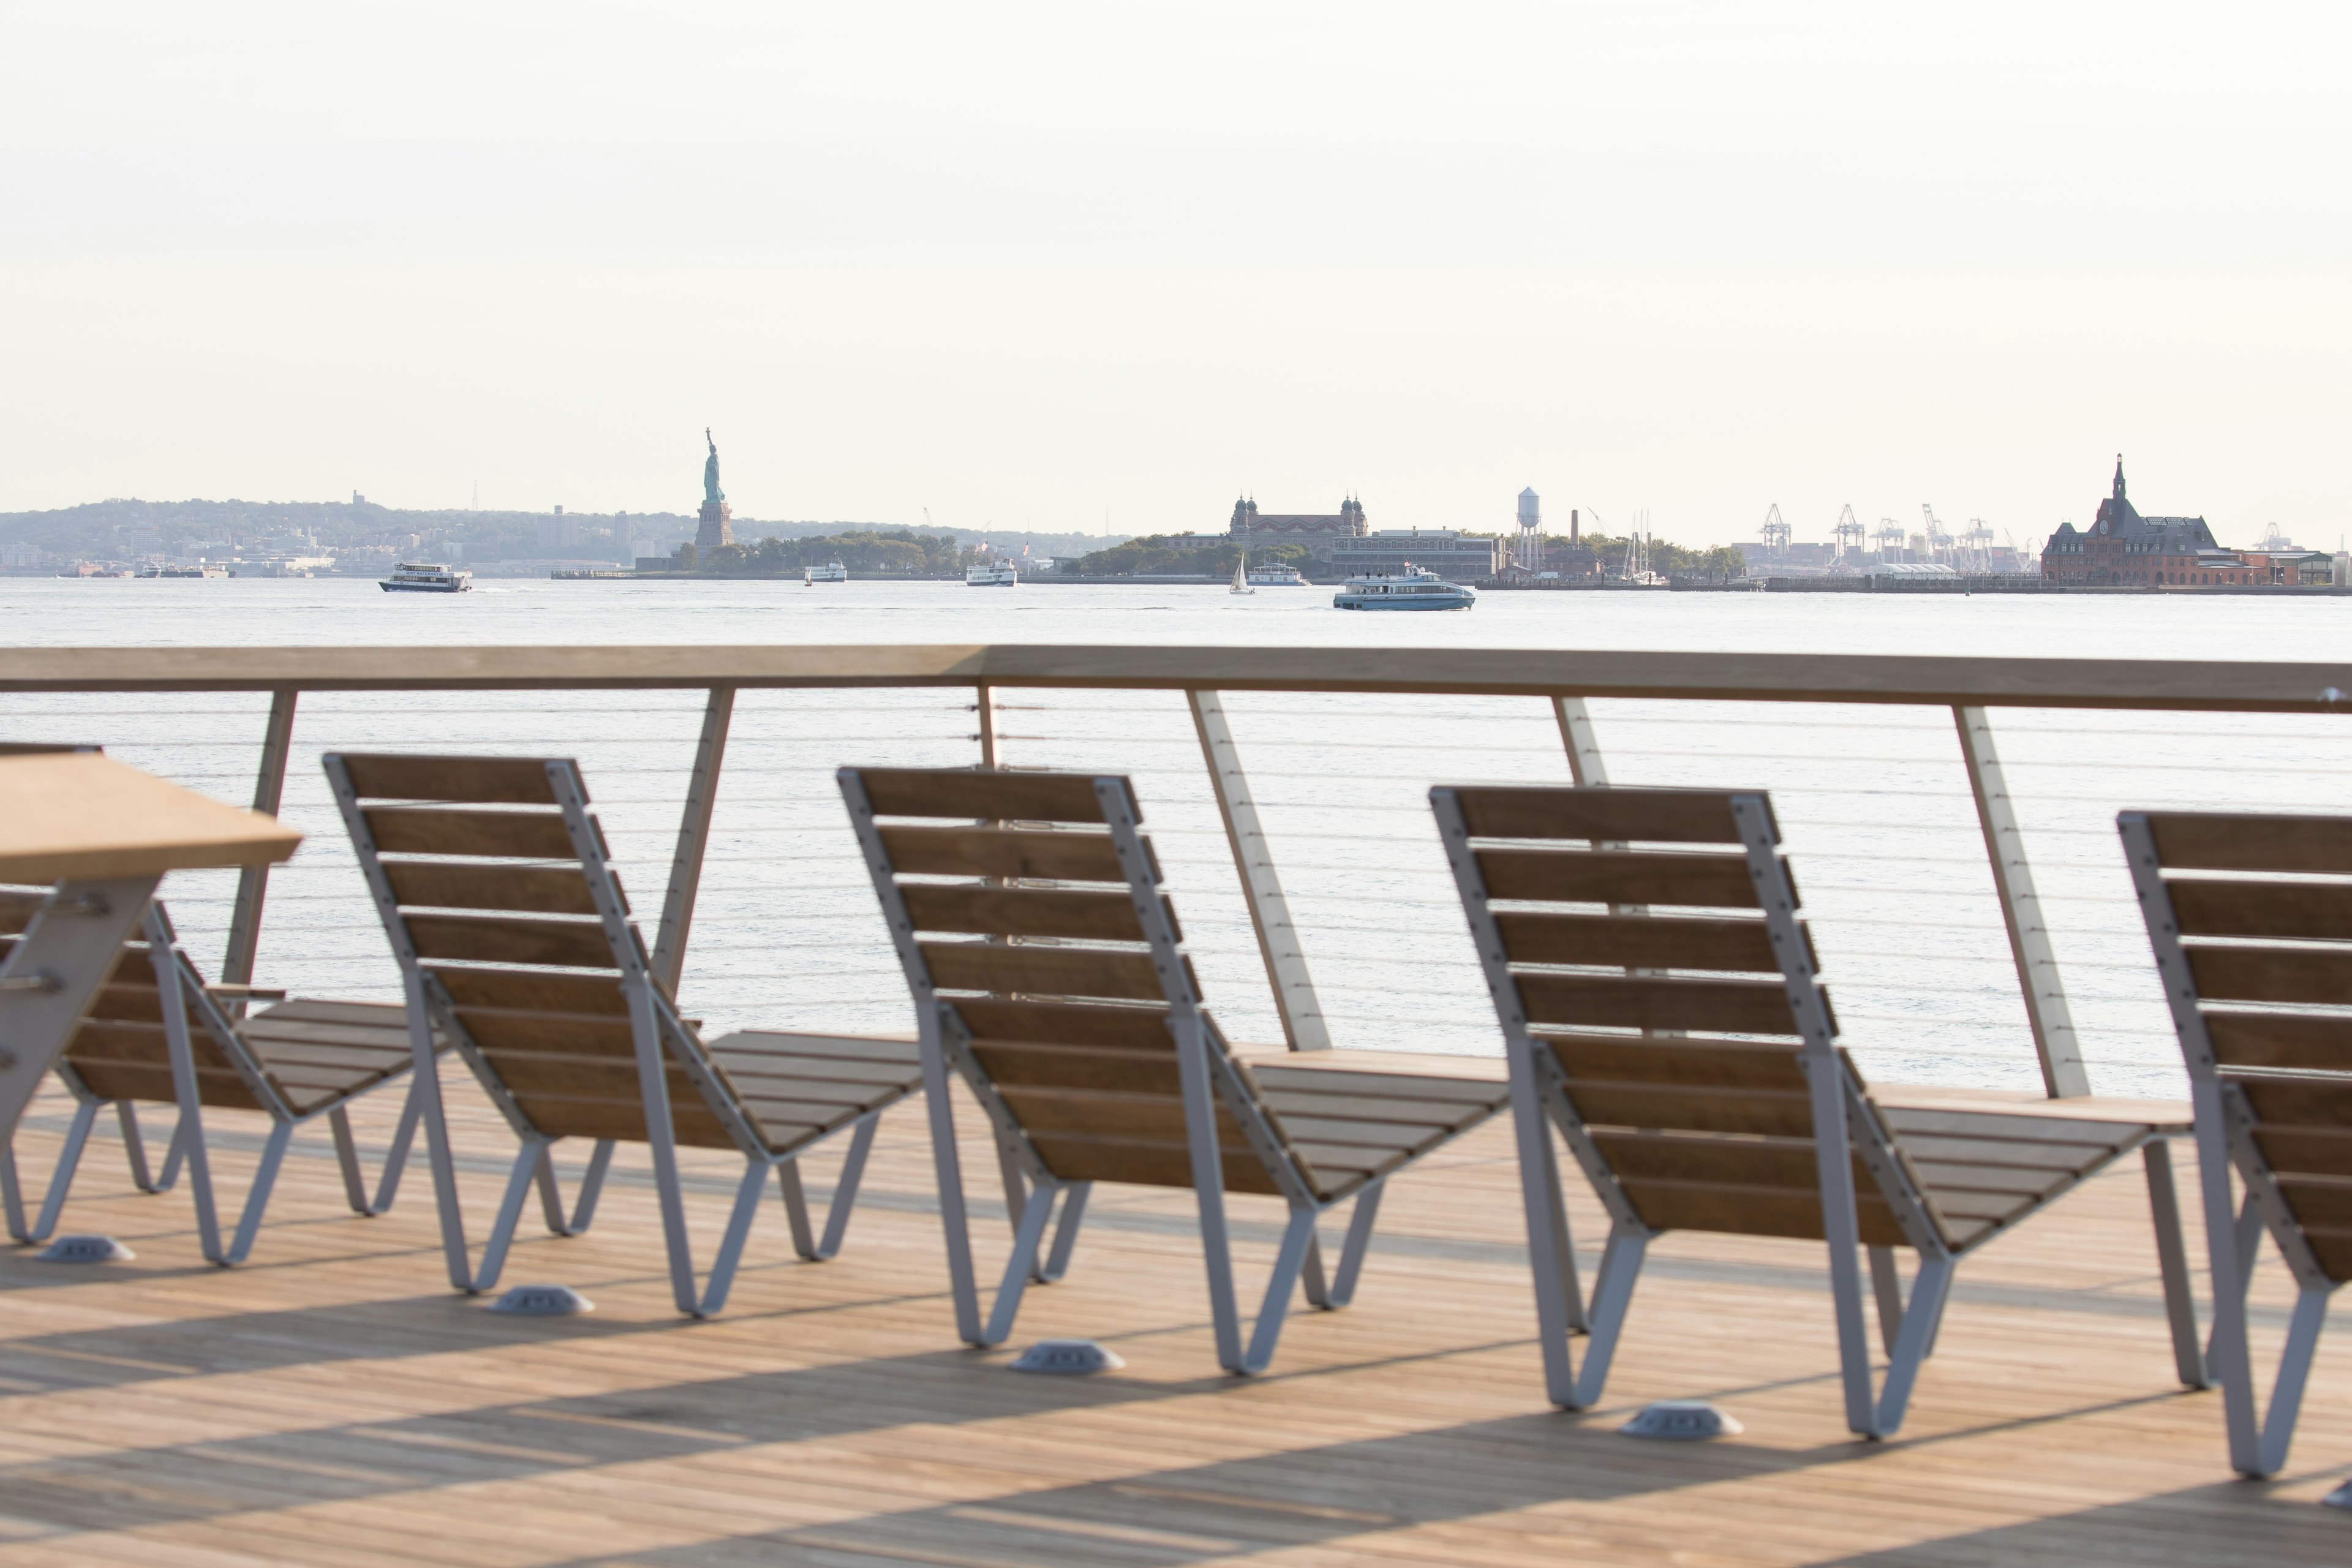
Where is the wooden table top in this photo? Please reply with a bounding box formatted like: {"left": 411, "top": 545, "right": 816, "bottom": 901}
{"left": 0, "top": 751, "right": 301, "bottom": 882}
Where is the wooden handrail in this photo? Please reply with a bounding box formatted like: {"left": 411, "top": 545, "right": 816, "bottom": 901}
{"left": 2, "top": 643, "right": 2348, "bottom": 712}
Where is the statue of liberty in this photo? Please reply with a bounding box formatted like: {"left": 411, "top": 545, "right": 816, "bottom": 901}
{"left": 704, "top": 428, "right": 725, "bottom": 504}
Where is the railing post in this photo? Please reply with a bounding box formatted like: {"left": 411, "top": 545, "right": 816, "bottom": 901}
{"left": 652, "top": 685, "right": 736, "bottom": 993}
{"left": 221, "top": 687, "right": 298, "bottom": 986}
{"left": 1188, "top": 690, "right": 1330, "bottom": 1052}
{"left": 1554, "top": 696, "right": 1609, "bottom": 786}
{"left": 976, "top": 681, "right": 999, "bottom": 769}
{"left": 1953, "top": 706, "right": 2088, "bottom": 1098}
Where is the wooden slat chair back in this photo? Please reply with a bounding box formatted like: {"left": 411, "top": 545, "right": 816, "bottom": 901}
{"left": 0, "top": 885, "right": 425, "bottom": 1264}
{"left": 330, "top": 752, "right": 921, "bottom": 1316}
{"left": 1436, "top": 784, "right": 2201, "bottom": 1438}
{"left": 842, "top": 765, "right": 1511, "bottom": 1374}
{"left": 2122, "top": 809, "right": 2352, "bottom": 1477}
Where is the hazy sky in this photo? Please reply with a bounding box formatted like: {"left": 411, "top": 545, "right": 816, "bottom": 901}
{"left": 4, "top": 3, "right": 2347, "bottom": 548}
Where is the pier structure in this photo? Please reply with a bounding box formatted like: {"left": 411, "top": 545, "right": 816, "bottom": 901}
{"left": 2, "top": 642, "right": 2348, "bottom": 1562}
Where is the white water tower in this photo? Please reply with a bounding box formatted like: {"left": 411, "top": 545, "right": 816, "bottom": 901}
{"left": 1517, "top": 488, "right": 1541, "bottom": 569}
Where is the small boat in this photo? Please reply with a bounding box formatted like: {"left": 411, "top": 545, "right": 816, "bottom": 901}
{"left": 1231, "top": 558, "right": 1254, "bottom": 595}
{"left": 1332, "top": 565, "right": 1476, "bottom": 611}
{"left": 965, "top": 560, "right": 1019, "bottom": 587}
{"left": 1246, "top": 564, "right": 1308, "bottom": 587}
{"left": 805, "top": 562, "right": 848, "bottom": 585}
{"left": 380, "top": 562, "right": 472, "bottom": 594}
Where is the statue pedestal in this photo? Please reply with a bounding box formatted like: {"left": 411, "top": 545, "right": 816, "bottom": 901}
{"left": 695, "top": 500, "right": 734, "bottom": 551}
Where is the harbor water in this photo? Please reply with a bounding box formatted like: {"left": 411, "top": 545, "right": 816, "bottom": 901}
{"left": 3, "top": 576, "right": 2345, "bottom": 1099}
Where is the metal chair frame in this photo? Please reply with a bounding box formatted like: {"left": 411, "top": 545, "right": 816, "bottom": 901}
{"left": 2120, "top": 809, "right": 2342, "bottom": 1479}
{"left": 1437, "top": 785, "right": 2198, "bottom": 1439}
{"left": 843, "top": 767, "right": 1382, "bottom": 1376}
{"left": 0, "top": 900, "right": 422, "bottom": 1265}
{"left": 331, "top": 753, "right": 880, "bottom": 1316}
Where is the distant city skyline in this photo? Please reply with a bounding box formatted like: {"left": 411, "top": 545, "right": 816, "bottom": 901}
{"left": 4, "top": 5, "right": 2347, "bottom": 548}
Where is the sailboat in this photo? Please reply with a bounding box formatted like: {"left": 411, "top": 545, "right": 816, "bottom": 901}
{"left": 1231, "top": 554, "right": 1254, "bottom": 595}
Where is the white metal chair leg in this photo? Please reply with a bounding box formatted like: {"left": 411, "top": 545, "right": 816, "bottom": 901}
{"left": 775, "top": 1156, "right": 820, "bottom": 1259}
{"left": 1868, "top": 1253, "right": 1955, "bottom": 1436}
{"left": 156, "top": 1118, "right": 188, "bottom": 1189}
{"left": 980, "top": 1180, "right": 1060, "bottom": 1347}
{"left": 149, "top": 909, "right": 232, "bottom": 1265}
{"left": 17, "top": 1098, "right": 100, "bottom": 1243}
{"left": 209, "top": 1121, "right": 293, "bottom": 1267}
{"left": 330, "top": 1107, "right": 375, "bottom": 1215}
{"left": 0, "top": 1145, "right": 23, "bottom": 1243}
{"left": 1302, "top": 1180, "right": 1383, "bottom": 1311}
{"left": 814, "top": 1115, "right": 880, "bottom": 1261}
{"left": 690, "top": 1158, "right": 775, "bottom": 1318}
{"left": 919, "top": 1039, "right": 989, "bottom": 1346}
{"left": 532, "top": 1140, "right": 600, "bottom": 1236}
{"left": 366, "top": 1088, "right": 426, "bottom": 1216}
{"left": 1038, "top": 1181, "right": 1089, "bottom": 1283}
{"left": 1174, "top": 1018, "right": 1247, "bottom": 1373}
{"left": 1868, "top": 1246, "right": 1906, "bottom": 1355}
{"left": 117, "top": 1102, "right": 173, "bottom": 1193}
{"left": 1565, "top": 1224, "right": 1649, "bottom": 1408}
{"left": 2250, "top": 1286, "right": 2334, "bottom": 1477}
{"left": 1234, "top": 1205, "right": 1321, "bottom": 1375}
{"left": 1513, "top": 1057, "right": 1626, "bottom": 1406}
{"left": 2141, "top": 1139, "right": 2210, "bottom": 1388}
{"left": 403, "top": 984, "right": 480, "bottom": 1292}
{"left": 465, "top": 1140, "right": 551, "bottom": 1296}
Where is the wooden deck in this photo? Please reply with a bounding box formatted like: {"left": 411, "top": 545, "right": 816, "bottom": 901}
{"left": 0, "top": 1076, "right": 2343, "bottom": 1566}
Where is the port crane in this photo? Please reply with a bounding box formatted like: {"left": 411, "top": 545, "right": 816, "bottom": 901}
{"left": 1959, "top": 518, "right": 1996, "bottom": 574}
{"left": 1833, "top": 505, "right": 1864, "bottom": 560}
{"left": 1760, "top": 504, "right": 1791, "bottom": 559}
{"left": 1874, "top": 518, "right": 1907, "bottom": 558}
{"left": 1921, "top": 504, "right": 1954, "bottom": 565}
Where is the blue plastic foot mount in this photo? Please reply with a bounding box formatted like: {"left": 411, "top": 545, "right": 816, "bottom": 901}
{"left": 1619, "top": 1400, "right": 1743, "bottom": 1441}
{"left": 489, "top": 1283, "right": 595, "bottom": 1316}
{"left": 1010, "top": 1339, "right": 1125, "bottom": 1374}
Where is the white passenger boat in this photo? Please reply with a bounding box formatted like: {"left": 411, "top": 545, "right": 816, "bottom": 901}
{"left": 805, "top": 562, "right": 848, "bottom": 584}
{"left": 965, "top": 560, "right": 1019, "bottom": 587}
{"left": 380, "top": 562, "right": 471, "bottom": 593}
{"left": 1246, "top": 564, "right": 1308, "bottom": 587}
{"left": 1332, "top": 565, "right": 1475, "bottom": 611}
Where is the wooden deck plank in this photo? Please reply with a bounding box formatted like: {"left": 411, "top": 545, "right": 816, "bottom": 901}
{"left": 0, "top": 1069, "right": 2342, "bottom": 1567}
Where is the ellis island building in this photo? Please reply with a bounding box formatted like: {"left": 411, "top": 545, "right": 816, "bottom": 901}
{"left": 1227, "top": 494, "right": 1499, "bottom": 579}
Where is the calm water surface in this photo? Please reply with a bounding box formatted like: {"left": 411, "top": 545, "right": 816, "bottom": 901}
{"left": 4, "top": 576, "right": 2345, "bottom": 1099}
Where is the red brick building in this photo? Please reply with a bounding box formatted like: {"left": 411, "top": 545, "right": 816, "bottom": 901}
{"left": 2041, "top": 458, "right": 2259, "bottom": 586}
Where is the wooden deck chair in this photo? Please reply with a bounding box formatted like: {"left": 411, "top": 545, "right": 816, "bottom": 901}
{"left": 2121, "top": 809, "right": 2352, "bottom": 1478}
{"left": 0, "top": 888, "right": 426, "bottom": 1264}
{"left": 840, "top": 766, "right": 1513, "bottom": 1375}
{"left": 1432, "top": 784, "right": 2203, "bottom": 1439}
{"left": 328, "top": 752, "right": 923, "bottom": 1316}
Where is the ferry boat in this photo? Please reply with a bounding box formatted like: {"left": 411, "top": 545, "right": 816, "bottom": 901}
{"left": 965, "top": 560, "right": 1019, "bottom": 587}
{"left": 379, "top": 562, "right": 472, "bottom": 594}
{"left": 1332, "top": 565, "right": 1475, "bottom": 611}
{"left": 1246, "top": 564, "right": 1308, "bottom": 587}
{"left": 805, "top": 562, "right": 848, "bottom": 584}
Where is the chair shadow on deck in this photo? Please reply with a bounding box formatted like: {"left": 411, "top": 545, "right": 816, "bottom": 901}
{"left": 0, "top": 1347, "right": 1238, "bottom": 1539}
{"left": 511, "top": 1395, "right": 2308, "bottom": 1568}
{"left": 1812, "top": 1479, "right": 2352, "bottom": 1566}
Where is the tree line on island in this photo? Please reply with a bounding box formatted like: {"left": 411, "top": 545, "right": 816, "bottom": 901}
{"left": 665, "top": 529, "right": 990, "bottom": 576}
{"left": 1052, "top": 530, "right": 1747, "bottom": 580}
